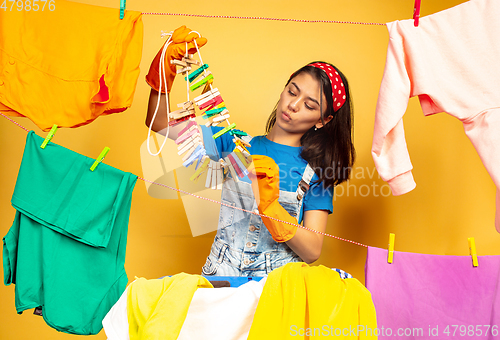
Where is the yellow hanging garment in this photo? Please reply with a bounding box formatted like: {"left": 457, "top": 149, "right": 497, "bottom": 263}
{"left": 247, "top": 263, "right": 378, "bottom": 339}
{"left": 0, "top": 0, "right": 143, "bottom": 131}
{"left": 127, "top": 274, "right": 213, "bottom": 340}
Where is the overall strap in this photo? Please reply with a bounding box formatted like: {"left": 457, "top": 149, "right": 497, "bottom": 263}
{"left": 296, "top": 164, "right": 315, "bottom": 201}
{"left": 296, "top": 164, "right": 315, "bottom": 224}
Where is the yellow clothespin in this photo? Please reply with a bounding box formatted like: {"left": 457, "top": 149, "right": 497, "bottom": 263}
{"left": 468, "top": 237, "right": 479, "bottom": 267}
{"left": 387, "top": 233, "right": 395, "bottom": 264}
{"left": 190, "top": 157, "right": 210, "bottom": 182}
{"left": 90, "top": 147, "right": 110, "bottom": 171}
{"left": 40, "top": 124, "right": 58, "bottom": 149}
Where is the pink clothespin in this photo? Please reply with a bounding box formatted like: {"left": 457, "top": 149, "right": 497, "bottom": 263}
{"left": 413, "top": 0, "right": 421, "bottom": 27}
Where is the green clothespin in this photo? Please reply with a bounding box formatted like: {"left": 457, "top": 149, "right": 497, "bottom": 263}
{"left": 186, "top": 64, "right": 209, "bottom": 83}
{"left": 90, "top": 147, "right": 110, "bottom": 171}
{"left": 213, "top": 123, "right": 236, "bottom": 139}
{"left": 203, "top": 107, "right": 226, "bottom": 118}
{"left": 229, "top": 130, "right": 248, "bottom": 137}
{"left": 190, "top": 74, "right": 214, "bottom": 92}
{"left": 119, "top": 0, "right": 126, "bottom": 19}
{"left": 40, "top": 124, "right": 58, "bottom": 149}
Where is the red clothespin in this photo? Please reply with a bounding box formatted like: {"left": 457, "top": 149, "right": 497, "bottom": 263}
{"left": 413, "top": 0, "right": 421, "bottom": 27}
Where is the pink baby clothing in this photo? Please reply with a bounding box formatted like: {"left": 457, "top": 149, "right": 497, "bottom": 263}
{"left": 365, "top": 246, "right": 500, "bottom": 340}
{"left": 372, "top": 0, "right": 500, "bottom": 231}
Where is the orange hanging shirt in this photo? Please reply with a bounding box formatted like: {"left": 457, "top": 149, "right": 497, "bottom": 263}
{"left": 0, "top": 0, "right": 143, "bottom": 131}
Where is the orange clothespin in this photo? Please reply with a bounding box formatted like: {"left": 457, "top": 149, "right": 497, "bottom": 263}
{"left": 413, "top": 0, "right": 421, "bottom": 27}
{"left": 468, "top": 237, "right": 479, "bottom": 267}
{"left": 387, "top": 233, "right": 395, "bottom": 264}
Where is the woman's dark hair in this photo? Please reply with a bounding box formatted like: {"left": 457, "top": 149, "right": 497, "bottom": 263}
{"left": 265, "top": 61, "right": 355, "bottom": 188}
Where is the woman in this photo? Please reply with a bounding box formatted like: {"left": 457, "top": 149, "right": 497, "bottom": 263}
{"left": 145, "top": 27, "right": 355, "bottom": 276}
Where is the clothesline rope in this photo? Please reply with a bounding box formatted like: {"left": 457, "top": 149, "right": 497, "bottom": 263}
{"left": 141, "top": 12, "right": 386, "bottom": 26}
{"left": 0, "top": 112, "right": 369, "bottom": 248}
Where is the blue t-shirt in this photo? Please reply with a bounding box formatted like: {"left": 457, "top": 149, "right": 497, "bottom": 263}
{"left": 207, "top": 127, "right": 334, "bottom": 222}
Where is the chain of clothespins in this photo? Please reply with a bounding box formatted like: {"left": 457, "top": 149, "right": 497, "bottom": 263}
{"left": 146, "top": 29, "right": 254, "bottom": 190}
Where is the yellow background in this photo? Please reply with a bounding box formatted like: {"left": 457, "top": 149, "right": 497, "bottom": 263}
{"left": 2, "top": 0, "right": 497, "bottom": 339}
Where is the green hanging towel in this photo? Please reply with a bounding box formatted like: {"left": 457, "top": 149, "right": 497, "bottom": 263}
{"left": 3, "top": 131, "right": 137, "bottom": 335}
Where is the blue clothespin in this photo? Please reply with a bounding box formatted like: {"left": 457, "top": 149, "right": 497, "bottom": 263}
{"left": 119, "top": 0, "right": 126, "bottom": 19}
{"left": 90, "top": 147, "right": 110, "bottom": 171}
{"left": 40, "top": 124, "right": 58, "bottom": 149}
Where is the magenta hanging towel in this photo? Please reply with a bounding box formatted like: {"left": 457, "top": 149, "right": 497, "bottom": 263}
{"left": 365, "top": 246, "right": 500, "bottom": 340}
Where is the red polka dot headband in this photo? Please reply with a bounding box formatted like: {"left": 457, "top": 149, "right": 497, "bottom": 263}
{"left": 308, "top": 62, "right": 346, "bottom": 112}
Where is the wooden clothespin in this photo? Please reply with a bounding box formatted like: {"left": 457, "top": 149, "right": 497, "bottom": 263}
{"left": 177, "top": 136, "right": 201, "bottom": 156}
{"left": 40, "top": 124, "right": 58, "bottom": 149}
{"left": 212, "top": 114, "right": 230, "bottom": 124}
{"left": 468, "top": 237, "right": 479, "bottom": 267}
{"left": 169, "top": 107, "right": 196, "bottom": 121}
{"left": 119, "top": 0, "right": 126, "bottom": 19}
{"left": 176, "top": 66, "right": 192, "bottom": 75}
{"left": 209, "top": 162, "right": 218, "bottom": 189}
{"left": 90, "top": 147, "right": 110, "bottom": 171}
{"left": 387, "top": 233, "right": 395, "bottom": 264}
{"left": 213, "top": 162, "right": 223, "bottom": 189}
{"left": 234, "top": 137, "right": 251, "bottom": 155}
{"left": 171, "top": 60, "right": 188, "bottom": 68}
{"left": 413, "top": 0, "right": 421, "bottom": 27}
{"left": 205, "top": 161, "right": 214, "bottom": 188}
{"left": 181, "top": 141, "right": 202, "bottom": 162}
{"left": 182, "top": 56, "right": 201, "bottom": 66}
{"left": 177, "top": 101, "right": 194, "bottom": 110}
{"left": 233, "top": 135, "right": 251, "bottom": 147}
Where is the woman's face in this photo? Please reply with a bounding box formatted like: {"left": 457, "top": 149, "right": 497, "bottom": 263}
{"left": 274, "top": 72, "right": 328, "bottom": 136}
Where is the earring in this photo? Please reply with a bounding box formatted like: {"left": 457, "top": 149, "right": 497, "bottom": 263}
{"left": 314, "top": 127, "right": 318, "bottom": 131}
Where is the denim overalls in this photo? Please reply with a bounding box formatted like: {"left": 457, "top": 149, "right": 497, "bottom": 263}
{"left": 202, "top": 164, "right": 315, "bottom": 277}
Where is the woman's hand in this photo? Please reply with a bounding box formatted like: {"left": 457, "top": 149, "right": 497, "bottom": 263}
{"left": 145, "top": 25, "right": 207, "bottom": 94}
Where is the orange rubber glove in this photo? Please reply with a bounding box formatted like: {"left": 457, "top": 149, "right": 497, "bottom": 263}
{"left": 145, "top": 26, "right": 208, "bottom": 93}
{"left": 249, "top": 155, "right": 298, "bottom": 243}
